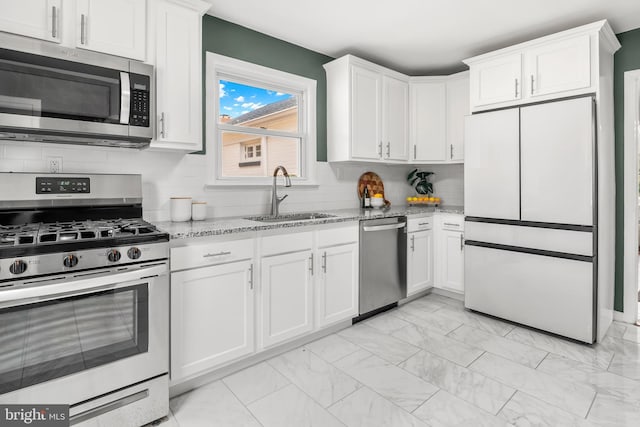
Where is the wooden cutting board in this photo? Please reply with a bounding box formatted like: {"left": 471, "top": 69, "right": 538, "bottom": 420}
{"left": 357, "top": 171, "right": 391, "bottom": 207}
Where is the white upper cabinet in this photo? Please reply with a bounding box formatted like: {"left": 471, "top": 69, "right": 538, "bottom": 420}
{"left": 0, "top": 0, "right": 145, "bottom": 60}
{"left": 0, "top": 0, "right": 62, "bottom": 43}
{"left": 525, "top": 34, "right": 591, "bottom": 98}
{"left": 446, "top": 72, "right": 469, "bottom": 161}
{"left": 324, "top": 55, "right": 408, "bottom": 163}
{"left": 351, "top": 65, "right": 382, "bottom": 160}
{"left": 382, "top": 75, "right": 409, "bottom": 161}
{"left": 410, "top": 79, "right": 446, "bottom": 162}
{"left": 76, "top": 0, "right": 146, "bottom": 60}
{"left": 150, "top": 0, "right": 208, "bottom": 151}
{"left": 469, "top": 53, "right": 522, "bottom": 108}
{"left": 409, "top": 71, "right": 469, "bottom": 164}
{"left": 465, "top": 21, "right": 620, "bottom": 112}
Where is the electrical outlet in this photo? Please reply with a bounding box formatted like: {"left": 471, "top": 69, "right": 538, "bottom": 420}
{"left": 47, "top": 156, "right": 63, "bottom": 173}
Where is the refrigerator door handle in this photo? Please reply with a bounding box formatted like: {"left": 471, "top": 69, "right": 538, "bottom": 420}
{"left": 464, "top": 240, "right": 592, "bottom": 262}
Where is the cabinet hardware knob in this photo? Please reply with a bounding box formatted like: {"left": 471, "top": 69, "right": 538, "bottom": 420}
{"left": 322, "top": 252, "right": 327, "bottom": 273}
{"left": 52, "top": 6, "right": 58, "bottom": 38}
{"left": 203, "top": 251, "right": 231, "bottom": 258}
{"left": 514, "top": 78, "right": 519, "bottom": 98}
{"left": 309, "top": 253, "right": 314, "bottom": 275}
{"left": 460, "top": 234, "right": 464, "bottom": 251}
{"left": 249, "top": 263, "right": 254, "bottom": 289}
{"left": 530, "top": 75, "right": 535, "bottom": 95}
{"left": 81, "top": 14, "right": 87, "bottom": 44}
{"left": 160, "top": 112, "right": 166, "bottom": 138}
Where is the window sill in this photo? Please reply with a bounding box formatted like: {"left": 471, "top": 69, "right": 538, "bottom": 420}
{"left": 204, "top": 179, "right": 319, "bottom": 189}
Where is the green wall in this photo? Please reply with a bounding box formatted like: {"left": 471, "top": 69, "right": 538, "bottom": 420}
{"left": 614, "top": 27, "right": 640, "bottom": 311}
{"left": 201, "top": 15, "right": 333, "bottom": 161}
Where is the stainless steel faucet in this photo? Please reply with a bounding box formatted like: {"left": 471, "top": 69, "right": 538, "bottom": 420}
{"left": 271, "top": 166, "right": 291, "bottom": 216}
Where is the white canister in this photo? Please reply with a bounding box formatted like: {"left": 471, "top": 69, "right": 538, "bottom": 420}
{"left": 170, "top": 197, "right": 192, "bottom": 222}
{"left": 191, "top": 201, "right": 207, "bottom": 221}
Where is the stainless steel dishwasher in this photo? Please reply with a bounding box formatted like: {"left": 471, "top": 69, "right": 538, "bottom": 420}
{"left": 358, "top": 216, "right": 407, "bottom": 317}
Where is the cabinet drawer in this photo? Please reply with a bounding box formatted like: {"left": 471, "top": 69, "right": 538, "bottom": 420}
{"left": 407, "top": 216, "right": 433, "bottom": 232}
{"left": 261, "top": 231, "right": 313, "bottom": 257}
{"left": 316, "top": 223, "right": 358, "bottom": 247}
{"left": 439, "top": 215, "right": 464, "bottom": 231}
{"left": 171, "top": 238, "right": 254, "bottom": 271}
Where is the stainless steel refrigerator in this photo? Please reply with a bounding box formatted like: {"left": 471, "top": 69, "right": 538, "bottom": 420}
{"left": 463, "top": 96, "right": 613, "bottom": 344}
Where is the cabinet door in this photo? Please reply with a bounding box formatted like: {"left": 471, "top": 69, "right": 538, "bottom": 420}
{"left": 464, "top": 108, "right": 520, "bottom": 220}
{"left": 152, "top": 0, "right": 202, "bottom": 150}
{"left": 446, "top": 74, "right": 469, "bottom": 161}
{"left": 383, "top": 75, "right": 409, "bottom": 161}
{"left": 76, "top": 0, "right": 146, "bottom": 60}
{"left": 525, "top": 34, "right": 591, "bottom": 98}
{"left": 317, "top": 243, "right": 358, "bottom": 327}
{"left": 351, "top": 65, "right": 381, "bottom": 160}
{"left": 171, "top": 261, "right": 254, "bottom": 381}
{"left": 442, "top": 230, "right": 464, "bottom": 293}
{"left": 0, "top": 0, "right": 61, "bottom": 43}
{"left": 469, "top": 54, "right": 522, "bottom": 108}
{"left": 410, "top": 81, "right": 446, "bottom": 161}
{"left": 260, "top": 250, "right": 314, "bottom": 348}
{"left": 407, "top": 230, "right": 433, "bottom": 296}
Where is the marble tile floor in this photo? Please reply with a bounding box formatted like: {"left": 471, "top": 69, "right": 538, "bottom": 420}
{"left": 162, "top": 293, "right": 640, "bottom": 427}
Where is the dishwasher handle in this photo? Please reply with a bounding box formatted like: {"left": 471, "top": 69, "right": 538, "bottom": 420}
{"left": 362, "top": 222, "right": 406, "bottom": 232}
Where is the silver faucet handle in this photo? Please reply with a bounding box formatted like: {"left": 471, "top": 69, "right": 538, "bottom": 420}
{"left": 278, "top": 194, "right": 288, "bottom": 202}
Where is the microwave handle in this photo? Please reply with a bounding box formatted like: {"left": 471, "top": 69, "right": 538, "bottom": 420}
{"left": 120, "top": 72, "right": 131, "bottom": 125}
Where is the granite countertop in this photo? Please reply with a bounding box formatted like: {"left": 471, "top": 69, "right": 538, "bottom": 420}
{"left": 154, "top": 205, "right": 464, "bottom": 240}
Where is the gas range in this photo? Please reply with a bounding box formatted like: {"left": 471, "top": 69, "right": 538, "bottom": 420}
{"left": 0, "top": 172, "right": 170, "bottom": 426}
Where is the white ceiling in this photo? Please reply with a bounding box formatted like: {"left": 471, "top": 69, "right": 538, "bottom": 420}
{"left": 204, "top": 0, "right": 640, "bottom": 75}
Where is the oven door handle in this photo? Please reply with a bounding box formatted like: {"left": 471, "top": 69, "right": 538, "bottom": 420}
{"left": 0, "top": 263, "right": 167, "bottom": 309}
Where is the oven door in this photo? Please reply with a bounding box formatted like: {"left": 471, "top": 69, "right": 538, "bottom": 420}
{"left": 0, "top": 262, "right": 168, "bottom": 405}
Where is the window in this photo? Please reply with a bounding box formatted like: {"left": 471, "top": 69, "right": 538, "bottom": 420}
{"left": 206, "top": 53, "right": 317, "bottom": 185}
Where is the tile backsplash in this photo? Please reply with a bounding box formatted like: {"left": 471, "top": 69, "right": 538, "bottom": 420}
{"left": 0, "top": 141, "right": 463, "bottom": 221}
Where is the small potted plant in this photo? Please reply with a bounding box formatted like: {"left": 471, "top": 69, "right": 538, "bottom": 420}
{"left": 407, "top": 169, "right": 433, "bottom": 195}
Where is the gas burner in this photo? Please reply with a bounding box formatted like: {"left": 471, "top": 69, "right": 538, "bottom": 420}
{"left": 0, "top": 218, "right": 164, "bottom": 247}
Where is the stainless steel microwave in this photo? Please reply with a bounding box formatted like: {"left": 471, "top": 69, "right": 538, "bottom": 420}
{"left": 0, "top": 35, "right": 153, "bottom": 149}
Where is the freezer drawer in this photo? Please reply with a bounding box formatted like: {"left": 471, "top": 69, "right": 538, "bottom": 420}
{"left": 465, "top": 244, "right": 594, "bottom": 343}
{"left": 465, "top": 221, "right": 593, "bottom": 256}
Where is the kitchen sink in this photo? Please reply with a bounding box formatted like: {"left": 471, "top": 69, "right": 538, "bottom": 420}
{"left": 244, "top": 212, "right": 337, "bottom": 223}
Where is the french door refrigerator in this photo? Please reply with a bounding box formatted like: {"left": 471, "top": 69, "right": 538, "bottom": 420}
{"left": 464, "top": 96, "right": 613, "bottom": 344}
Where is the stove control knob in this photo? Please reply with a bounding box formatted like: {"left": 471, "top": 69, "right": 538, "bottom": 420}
{"left": 9, "top": 260, "right": 27, "bottom": 275}
{"left": 63, "top": 254, "right": 79, "bottom": 268}
{"left": 107, "top": 249, "right": 121, "bottom": 262}
{"left": 127, "top": 247, "right": 141, "bottom": 260}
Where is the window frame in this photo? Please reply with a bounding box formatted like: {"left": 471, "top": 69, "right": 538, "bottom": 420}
{"left": 205, "top": 53, "right": 317, "bottom": 186}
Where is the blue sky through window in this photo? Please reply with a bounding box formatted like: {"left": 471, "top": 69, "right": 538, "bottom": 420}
{"left": 219, "top": 80, "right": 293, "bottom": 119}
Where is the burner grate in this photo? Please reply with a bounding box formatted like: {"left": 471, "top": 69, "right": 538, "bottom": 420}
{"left": 0, "top": 218, "right": 162, "bottom": 247}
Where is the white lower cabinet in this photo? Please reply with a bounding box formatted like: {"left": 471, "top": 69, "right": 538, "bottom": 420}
{"left": 259, "top": 250, "right": 314, "bottom": 348}
{"left": 435, "top": 214, "right": 465, "bottom": 294}
{"left": 406, "top": 215, "right": 434, "bottom": 296}
{"left": 316, "top": 243, "right": 359, "bottom": 327}
{"left": 169, "top": 223, "right": 359, "bottom": 384}
{"left": 170, "top": 260, "right": 254, "bottom": 382}
{"left": 407, "top": 229, "right": 434, "bottom": 296}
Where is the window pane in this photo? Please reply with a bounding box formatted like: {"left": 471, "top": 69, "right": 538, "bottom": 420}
{"left": 219, "top": 80, "right": 298, "bottom": 132}
{"left": 221, "top": 131, "right": 300, "bottom": 178}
